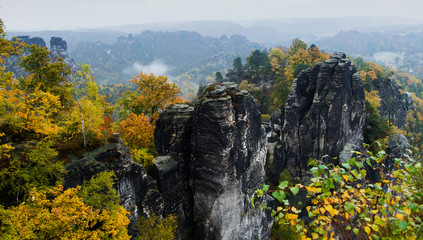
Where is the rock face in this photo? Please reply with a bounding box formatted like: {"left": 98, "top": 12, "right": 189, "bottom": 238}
{"left": 4, "top": 36, "right": 78, "bottom": 78}
{"left": 275, "top": 53, "right": 366, "bottom": 178}
{"left": 16, "top": 36, "right": 46, "bottom": 47}
{"left": 50, "top": 37, "right": 77, "bottom": 70}
{"left": 154, "top": 83, "right": 272, "bottom": 239}
{"left": 378, "top": 77, "right": 414, "bottom": 129}
{"left": 64, "top": 140, "right": 163, "bottom": 236}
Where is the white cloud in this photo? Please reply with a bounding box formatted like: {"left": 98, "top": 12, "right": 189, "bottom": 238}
{"left": 123, "top": 61, "right": 171, "bottom": 76}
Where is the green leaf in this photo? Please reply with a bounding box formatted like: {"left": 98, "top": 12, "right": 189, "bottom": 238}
{"left": 341, "top": 162, "right": 351, "bottom": 170}
{"left": 310, "top": 167, "right": 319, "bottom": 175}
{"left": 372, "top": 234, "right": 380, "bottom": 240}
{"left": 272, "top": 191, "right": 286, "bottom": 203}
{"left": 351, "top": 169, "right": 359, "bottom": 178}
{"left": 353, "top": 228, "right": 359, "bottom": 235}
{"left": 333, "top": 173, "right": 342, "bottom": 183}
{"left": 325, "top": 178, "right": 335, "bottom": 189}
{"left": 278, "top": 181, "right": 289, "bottom": 189}
{"left": 318, "top": 164, "right": 327, "bottom": 170}
{"left": 256, "top": 189, "right": 264, "bottom": 197}
{"left": 345, "top": 202, "right": 355, "bottom": 212}
{"left": 251, "top": 196, "right": 255, "bottom": 207}
{"left": 409, "top": 203, "right": 418, "bottom": 212}
{"left": 397, "top": 220, "right": 408, "bottom": 230}
{"left": 290, "top": 186, "right": 300, "bottom": 196}
{"left": 346, "top": 225, "right": 351, "bottom": 230}
{"left": 262, "top": 184, "right": 269, "bottom": 192}
{"left": 359, "top": 169, "right": 367, "bottom": 178}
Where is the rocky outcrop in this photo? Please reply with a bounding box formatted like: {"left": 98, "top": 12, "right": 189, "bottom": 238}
{"left": 154, "top": 83, "right": 272, "bottom": 239}
{"left": 4, "top": 36, "right": 78, "bottom": 78}
{"left": 64, "top": 139, "right": 163, "bottom": 236}
{"left": 378, "top": 77, "right": 413, "bottom": 129}
{"left": 50, "top": 37, "right": 77, "bottom": 70}
{"left": 16, "top": 36, "right": 46, "bottom": 47}
{"left": 274, "top": 53, "right": 366, "bottom": 178}
{"left": 153, "top": 104, "right": 195, "bottom": 239}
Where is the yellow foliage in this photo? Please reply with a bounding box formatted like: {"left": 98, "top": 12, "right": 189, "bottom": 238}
{"left": 0, "top": 76, "right": 62, "bottom": 136}
{"left": 128, "top": 72, "right": 182, "bottom": 123}
{"left": 365, "top": 90, "right": 381, "bottom": 111}
{"left": 136, "top": 214, "right": 178, "bottom": 240}
{"left": 0, "top": 185, "right": 130, "bottom": 239}
{"left": 119, "top": 113, "right": 154, "bottom": 150}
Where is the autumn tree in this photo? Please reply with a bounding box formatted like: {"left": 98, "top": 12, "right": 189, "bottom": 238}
{"left": 118, "top": 113, "right": 155, "bottom": 168}
{"left": 117, "top": 72, "right": 182, "bottom": 123}
{"left": 64, "top": 64, "right": 107, "bottom": 148}
{"left": 19, "top": 44, "right": 72, "bottom": 107}
{"left": 0, "top": 22, "right": 64, "bottom": 140}
{"left": 0, "top": 139, "right": 65, "bottom": 207}
{"left": 117, "top": 72, "right": 182, "bottom": 168}
{"left": 0, "top": 173, "right": 130, "bottom": 239}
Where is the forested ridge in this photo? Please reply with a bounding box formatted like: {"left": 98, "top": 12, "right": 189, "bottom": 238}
{"left": 1, "top": 17, "right": 423, "bottom": 239}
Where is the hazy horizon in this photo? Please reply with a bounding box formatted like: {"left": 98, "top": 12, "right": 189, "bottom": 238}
{"left": 1, "top": 0, "right": 423, "bottom": 31}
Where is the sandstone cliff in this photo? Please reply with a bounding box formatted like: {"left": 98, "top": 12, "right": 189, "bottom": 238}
{"left": 154, "top": 83, "right": 272, "bottom": 239}
{"left": 272, "top": 53, "right": 366, "bottom": 178}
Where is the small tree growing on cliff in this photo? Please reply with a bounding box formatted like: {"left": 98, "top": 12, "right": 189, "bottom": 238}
{"left": 117, "top": 72, "right": 182, "bottom": 123}
{"left": 117, "top": 72, "right": 182, "bottom": 168}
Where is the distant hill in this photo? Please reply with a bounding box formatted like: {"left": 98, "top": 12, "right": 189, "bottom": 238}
{"left": 70, "top": 31, "right": 261, "bottom": 84}
{"left": 10, "top": 16, "right": 422, "bottom": 49}
{"left": 316, "top": 25, "right": 423, "bottom": 79}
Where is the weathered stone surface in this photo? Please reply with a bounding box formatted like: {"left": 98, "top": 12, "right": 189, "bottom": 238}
{"left": 154, "top": 85, "right": 272, "bottom": 240}
{"left": 154, "top": 104, "right": 195, "bottom": 239}
{"left": 64, "top": 140, "right": 163, "bottom": 236}
{"left": 277, "top": 53, "right": 366, "bottom": 178}
{"left": 50, "top": 37, "right": 78, "bottom": 70}
{"left": 378, "top": 77, "right": 413, "bottom": 129}
{"left": 16, "top": 36, "right": 46, "bottom": 47}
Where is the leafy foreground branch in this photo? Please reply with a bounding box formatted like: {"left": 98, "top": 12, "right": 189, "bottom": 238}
{"left": 252, "top": 149, "right": 423, "bottom": 240}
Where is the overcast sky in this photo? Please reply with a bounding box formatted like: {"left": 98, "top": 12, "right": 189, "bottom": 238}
{"left": 1, "top": 0, "right": 423, "bottom": 31}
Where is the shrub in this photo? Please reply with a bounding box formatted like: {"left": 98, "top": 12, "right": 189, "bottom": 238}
{"left": 253, "top": 147, "right": 423, "bottom": 239}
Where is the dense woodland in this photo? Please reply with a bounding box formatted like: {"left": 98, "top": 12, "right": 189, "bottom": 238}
{"left": 1, "top": 16, "right": 423, "bottom": 239}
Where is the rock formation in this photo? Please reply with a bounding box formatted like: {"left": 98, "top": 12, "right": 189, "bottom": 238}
{"left": 16, "top": 35, "right": 46, "bottom": 47}
{"left": 50, "top": 37, "right": 78, "bottom": 70}
{"left": 273, "top": 53, "right": 366, "bottom": 178}
{"left": 4, "top": 36, "right": 78, "bottom": 77}
{"left": 64, "top": 139, "right": 163, "bottom": 236}
{"left": 378, "top": 77, "right": 413, "bottom": 129}
{"left": 154, "top": 83, "right": 272, "bottom": 239}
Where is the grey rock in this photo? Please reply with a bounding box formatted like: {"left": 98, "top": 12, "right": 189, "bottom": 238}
{"left": 154, "top": 87, "right": 272, "bottom": 239}
{"left": 378, "top": 77, "right": 414, "bottom": 129}
{"left": 277, "top": 54, "right": 366, "bottom": 177}
{"left": 64, "top": 140, "right": 163, "bottom": 236}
